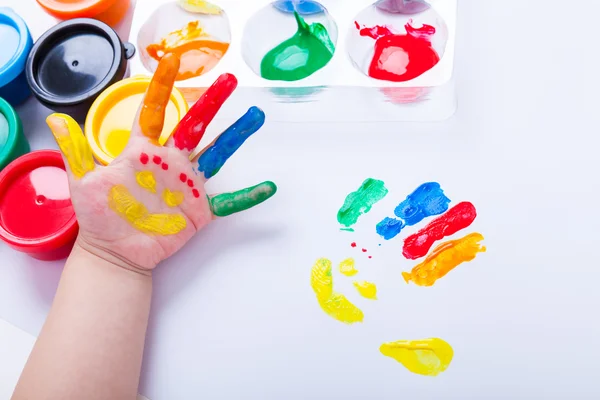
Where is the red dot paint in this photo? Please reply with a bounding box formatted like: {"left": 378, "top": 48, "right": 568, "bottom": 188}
{"left": 179, "top": 173, "right": 187, "bottom": 183}
{"left": 351, "top": 242, "right": 357, "bottom": 248}
{"left": 140, "top": 153, "right": 149, "bottom": 165}
{"left": 403, "top": 202, "right": 477, "bottom": 260}
{"left": 153, "top": 155, "right": 162, "bottom": 165}
{"left": 369, "top": 256, "right": 372, "bottom": 259}
{"left": 355, "top": 20, "right": 440, "bottom": 82}
{"left": 362, "top": 248, "right": 367, "bottom": 253}
{"left": 187, "top": 179, "right": 194, "bottom": 187}
{"left": 192, "top": 189, "right": 200, "bottom": 198}
{"left": 172, "top": 73, "right": 238, "bottom": 151}
{"left": 161, "top": 163, "right": 169, "bottom": 170}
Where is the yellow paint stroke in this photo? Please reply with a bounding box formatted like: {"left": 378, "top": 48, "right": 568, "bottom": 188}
{"left": 136, "top": 171, "right": 157, "bottom": 193}
{"left": 402, "top": 233, "right": 487, "bottom": 287}
{"left": 380, "top": 338, "right": 454, "bottom": 376}
{"left": 311, "top": 258, "right": 364, "bottom": 324}
{"left": 178, "top": 0, "right": 222, "bottom": 14}
{"left": 163, "top": 189, "right": 184, "bottom": 207}
{"left": 339, "top": 258, "right": 358, "bottom": 277}
{"left": 46, "top": 113, "right": 95, "bottom": 179}
{"left": 353, "top": 281, "right": 377, "bottom": 300}
{"left": 108, "top": 185, "right": 186, "bottom": 235}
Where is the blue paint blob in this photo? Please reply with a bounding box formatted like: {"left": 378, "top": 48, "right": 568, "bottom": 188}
{"left": 376, "top": 217, "right": 405, "bottom": 240}
{"left": 394, "top": 182, "right": 450, "bottom": 226}
{"left": 198, "top": 107, "right": 265, "bottom": 179}
{"left": 272, "top": 0, "right": 325, "bottom": 15}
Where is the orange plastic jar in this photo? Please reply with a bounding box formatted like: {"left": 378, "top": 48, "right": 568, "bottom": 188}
{"left": 36, "top": 0, "right": 130, "bottom": 28}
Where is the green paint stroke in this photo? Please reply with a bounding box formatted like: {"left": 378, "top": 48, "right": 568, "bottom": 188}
{"left": 337, "top": 178, "right": 388, "bottom": 228}
{"left": 210, "top": 181, "right": 277, "bottom": 217}
{"left": 260, "top": 11, "right": 335, "bottom": 81}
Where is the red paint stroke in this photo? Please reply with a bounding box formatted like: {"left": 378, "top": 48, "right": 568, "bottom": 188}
{"left": 356, "top": 20, "right": 440, "bottom": 82}
{"left": 179, "top": 173, "right": 187, "bottom": 183}
{"left": 403, "top": 201, "right": 477, "bottom": 260}
{"left": 140, "top": 153, "right": 149, "bottom": 165}
{"left": 192, "top": 189, "right": 200, "bottom": 198}
{"left": 161, "top": 163, "right": 169, "bottom": 170}
{"left": 172, "top": 73, "right": 238, "bottom": 151}
{"left": 152, "top": 155, "right": 162, "bottom": 165}
{"left": 187, "top": 179, "right": 194, "bottom": 188}
{"left": 351, "top": 242, "right": 357, "bottom": 248}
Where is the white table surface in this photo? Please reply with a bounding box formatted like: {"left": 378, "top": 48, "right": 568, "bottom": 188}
{"left": 2, "top": 0, "right": 600, "bottom": 399}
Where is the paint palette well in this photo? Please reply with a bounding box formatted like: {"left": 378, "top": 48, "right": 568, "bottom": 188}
{"left": 129, "top": 0, "right": 458, "bottom": 121}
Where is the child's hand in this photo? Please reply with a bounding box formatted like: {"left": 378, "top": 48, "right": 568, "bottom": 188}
{"left": 46, "top": 54, "right": 276, "bottom": 272}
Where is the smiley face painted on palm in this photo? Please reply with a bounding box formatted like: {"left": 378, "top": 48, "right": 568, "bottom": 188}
{"left": 46, "top": 54, "right": 277, "bottom": 270}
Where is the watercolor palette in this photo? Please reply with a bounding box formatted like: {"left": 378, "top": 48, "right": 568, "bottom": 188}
{"left": 129, "top": 0, "right": 458, "bottom": 121}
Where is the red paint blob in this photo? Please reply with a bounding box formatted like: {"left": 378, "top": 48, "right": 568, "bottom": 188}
{"left": 179, "top": 173, "right": 187, "bottom": 183}
{"left": 152, "top": 155, "right": 162, "bottom": 165}
{"left": 173, "top": 73, "right": 238, "bottom": 151}
{"left": 192, "top": 189, "right": 200, "bottom": 198}
{"left": 161, "top": 163, "right": 169, "bottom": 170}
{"left": 369, "top": 256, "right": 372, "bottom": 259}
{"left": 351, "top": 242, "right": 357, "bottom": 248}
{"left": 187, "top": 179, "right": 194, "bottom": 187}
{"left": 139, "top": 153, "right": 149, "bottom": 165}
{"left": 356, "top": 21, "right": 440, "bottom": 82}
{"left": 403, "top": 202, "right": 477, "bottom": 260}
{"left": 362, "top": 248, "right": 367, "bottom": 253}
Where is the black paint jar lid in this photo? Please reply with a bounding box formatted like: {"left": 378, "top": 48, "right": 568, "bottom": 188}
{"left": 26, "top": 18, "right": 135, "bottom": 123}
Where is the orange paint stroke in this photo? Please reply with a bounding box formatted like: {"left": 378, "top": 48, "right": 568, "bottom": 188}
{"left": 146, "top": 21, "right": 229, "bottom": 81}
{"left": 402, "top": 233, "right": 486, "bottom": 287}
{"left": 140, "top": 53, "right": 180, "bottom": 139}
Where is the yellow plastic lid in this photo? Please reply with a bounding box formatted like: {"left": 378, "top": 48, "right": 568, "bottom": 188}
{"left": 84, "top": 76, "right": 189, "bottom": 165}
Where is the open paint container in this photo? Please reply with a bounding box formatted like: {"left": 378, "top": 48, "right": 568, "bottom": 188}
{"left": 0, "top": 150, "right": 78, "bottom": 261}
{"left": 85, "top": 76, "right": 189, "bottom": 165}
{"left": 35, "top": 0, "right": 131, "bottom": 28}
{"left": 0, "top": 8, "right": 33, "bottom": 107}
{"left": 0, "top": 97, "right": 30, "bottom": 171}
{"left": 26, "top": 18, "right": 136, "bottom": 123}
{"left": 129, "top": 0, "right": 457, "bottom": 122}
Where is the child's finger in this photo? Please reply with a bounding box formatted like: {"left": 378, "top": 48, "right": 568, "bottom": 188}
{"left": 209, "top": 181, "right": 277, "bottom": 217}
{"left": 46, "top": 113, "right": 96, "bottom": 180}
{"left": 169, "top": 73, "right": 237, "bottom": 153}
{"left": 135, "top": 53, "right": 180, "bottom": 142}
{"left": 192, "top": 106, "right": 265, "bottom": 179}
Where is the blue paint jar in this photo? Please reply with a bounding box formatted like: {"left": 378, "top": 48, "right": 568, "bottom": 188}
{"left": 0, "top": 8, "right": 33, "bottom": 107}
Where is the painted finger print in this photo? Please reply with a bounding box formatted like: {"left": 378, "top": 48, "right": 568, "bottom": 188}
{"left": 338, "top": 178, "right": 388, "bottom": 230}
{"left": 140, "top": 53, "right": 180, "bottom": 140}
{"left": 402, "top": 233, "right": 486, "bottom": 286}
{"left": 375, "top": 0, "right": 431, "bottom": 14}
{"left": 394, "top": 182, "right": 450, "bottom": 225}
{"left": 210, "top": 181, "right": 277, "bottom": 217}
{"left": 172, "top": 73, "right": 237, "bottom": 152}
{"left": 403, "top": 202, "right": 477, "bottom": 260}
{"left": 380, "top": 338, "right": 454, "bottom": 376}
{"left": 46, "top": 113, "right": 95, "bottom": 179}
{"left": 311, "top": 258, "right": 364, "bottom": 324}
{"left": 339, "top": 258, "right": 358, "bottom": 277}
{"left": 197, "top": 106, "right": 265, "bottom": 178}
{"left": 376, "top": 217, "right": 405, "bottom": 240}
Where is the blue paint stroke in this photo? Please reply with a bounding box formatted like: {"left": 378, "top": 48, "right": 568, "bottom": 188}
{"left": 376, "top": 217, "right": 405, "bottom": 240}
{"left": 273, "top": 0, "right": 325, "bottom": 15}
{"left": 393, "top": 182, "right": 450, "bottom": 226}
{"left": 198, "top": 107, "right": 265, "bottom": 179}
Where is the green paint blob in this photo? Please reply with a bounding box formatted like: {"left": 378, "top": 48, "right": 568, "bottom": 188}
{"left": 260, "top": 11, "right": 335, "bottom": 81}
{"left": 211, "top": 181, "right": 278, "bottom": 217}
{"left": 338, "top": 178, "right": 388, "bottom": 228}
{"left": 0, "top": 113, "right": 8, "bottom": 148}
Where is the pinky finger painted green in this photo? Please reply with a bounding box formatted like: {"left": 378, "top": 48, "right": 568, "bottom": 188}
{"left": 210, "top": 181, "right": 278, "bottom": 217}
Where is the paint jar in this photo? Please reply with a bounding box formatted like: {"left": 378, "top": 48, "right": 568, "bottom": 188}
{"left": 0, "top": 8, "right": 34, "bottom": 107}
{"left": 0, "top": 150, "right": 79, "bottom": 261}
{"left": 35, "top": 0, "right": 131, "bottom": 28}
{"left": 85, "top": 76, "right": 189, "bottom": 165}
{"left": 0, "top": 97, "right": 30, "bottom": 171}
{"left": 26, "top": 18, "right": 136, "bottom": 123}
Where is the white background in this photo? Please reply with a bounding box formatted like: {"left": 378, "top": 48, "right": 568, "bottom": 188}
{"left": 1, "top": 0, "right": 600, "bottom": 399}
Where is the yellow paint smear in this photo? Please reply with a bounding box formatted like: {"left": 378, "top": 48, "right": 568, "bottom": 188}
{"left": 136, "top": 171, "right": 157, "bottom": 193}
{"left": 163, "top": 189, "right": 184, "bottom": 207}
{"left": 178, "top": 0, "right": 222, "bottom": 14}
{"left": 339, "top": 258, "right": 358, "bottom": 277}
{"left": 402, "top": 233, "right": 486, "bottom": 287}
{"left": 46, "top": 113, "right": 95, "bottom": 179}
{"left": 353, "top": 281, "right": 377, "bottom": 300}
{"left": 310, "top": 258, "right": 364, "bottom": 324}
{"left": 108, "top": 185, "right": 186, "bottom": 235}
{"left": 380, "top": 338, "right": 454, "bottom": 376}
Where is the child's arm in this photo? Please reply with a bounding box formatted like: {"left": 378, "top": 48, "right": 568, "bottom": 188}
{"left": 12, "top": 53, "right": 276, "bottom": 400}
